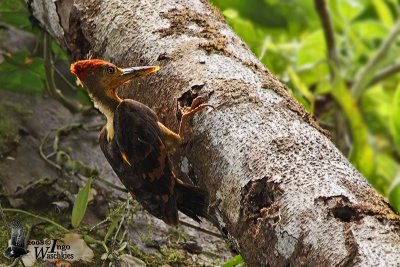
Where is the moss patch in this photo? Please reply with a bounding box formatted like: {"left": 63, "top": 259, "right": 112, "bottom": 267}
{"left": 0, "top": 224, "right": 10, "bottom": 262}
{"left": 0, "top": 101, "right": 32, "bottom": 157}
{"left": 0, "top": 119, "right": 19, "bottom": 156}
{"left": 130, "top": 244, "right": 189, "bottom": 267}
{"left": 0, "top": 101, "right": 33, "bottom": 117}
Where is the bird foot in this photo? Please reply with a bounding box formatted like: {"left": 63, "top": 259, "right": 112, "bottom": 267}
{"left": 179, "top": 95, "right": 214, "bottom": 137}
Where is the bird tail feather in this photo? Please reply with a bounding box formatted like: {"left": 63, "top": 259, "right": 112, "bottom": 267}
{"left": 175, "top": 182, "right": 216, "bottom": 224}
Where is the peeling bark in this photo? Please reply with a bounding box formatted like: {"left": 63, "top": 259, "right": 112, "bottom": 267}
{"left": 27, "top": 0, "right": 400, "bottom": 266}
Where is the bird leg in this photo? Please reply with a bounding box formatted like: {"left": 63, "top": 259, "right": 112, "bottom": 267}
{"left": 178, "top": 95, "right": 214, "bottom": 138}
{"left": 158, "top": 95, "right": 213, "bottom": 154}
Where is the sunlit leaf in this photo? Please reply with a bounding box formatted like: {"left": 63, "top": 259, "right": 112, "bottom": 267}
{"left": 335, "top": 0, "right": 364, "bottom": 21}
{"left": 389, "top": 173, "right": 400, "bottom": 212}
{"left": 223, "top": 8, "right": 239, "bottom": 19}
{"left": 371, "top": 0, "right": 393, "bottom": 27}
{"left": 351, "top": 20, "right": 388, "bottom": 41}
{"left": 295, "top": 60, "right": 330, "bottom": 89}
{"left": 362, "top": 85, "right": 393, "bottom": 135}
{"left": 332, "top": 79, "right": 375, "bottom": 177}
{"left": 373, "top": 153, "right": 399, "bottom": 195}
{"left": 287, "top": 66, "right": 314, "bottom": 112}
{"left": 297, "top": 30, "right": 326, "bottom": 67}
{"left": 224, "top": 15, "right": 264, "bottom": 55}
{"left": 222, "top": 254, "right": 244, "bottom": 267}
{"left": 315, "top": 79, "right": 332, "bottom": 95}
{"left": 71, "top": 177, "right": 92, "bottom": 228}
{"left": 391, "top": 83, "right": 400, "bottom": 148}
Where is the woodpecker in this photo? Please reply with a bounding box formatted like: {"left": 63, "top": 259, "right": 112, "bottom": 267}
{"left": 70, "top": 59, "right": 213, "bottom": 225}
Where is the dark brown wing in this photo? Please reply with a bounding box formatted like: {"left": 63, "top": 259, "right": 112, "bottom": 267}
{"left": 99, "top": 127, "right": 141, "bottom": 193}
{"left": 114, "top": 100, "right": 170, "bottom": 182}
{"left": 111, "top": 99, "right": 178, "bottom": 224}
{"left": 100, "top": 99, "right": 213, "bottom": 225}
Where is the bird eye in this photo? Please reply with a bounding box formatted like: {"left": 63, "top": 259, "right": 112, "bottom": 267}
{"left": 106, "top": 66, "right": 115, "bottom": 74}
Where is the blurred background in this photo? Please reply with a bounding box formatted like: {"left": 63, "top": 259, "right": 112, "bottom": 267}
{"left": 209, "top": 0, "right": 400, "bottom": 209}
{"left": 1, "top": 0, "right": 400, "bottom": 265}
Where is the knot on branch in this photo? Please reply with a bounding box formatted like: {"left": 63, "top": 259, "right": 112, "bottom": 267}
{"left": 317, "top": 195, "right": 397, "bottom": 223}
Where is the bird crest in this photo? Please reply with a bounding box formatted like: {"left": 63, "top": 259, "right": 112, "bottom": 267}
{"left": 70, "top": 59, "right": 109, "bottom": 80}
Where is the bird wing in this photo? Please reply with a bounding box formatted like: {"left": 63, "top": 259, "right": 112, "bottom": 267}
{"left": 110, "top": 99, "right": 178, "bottom": 224}
{"left": 114, "top": 100, "right": 161, "bottom": 162}
{"left": 113, "top": 100, "right": 170, "bottom": 183}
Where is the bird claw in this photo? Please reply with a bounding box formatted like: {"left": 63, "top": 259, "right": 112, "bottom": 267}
{"left": 190, "top": 95, "right": 212, "bottom": 109}
{"left": 179, "top": 95, "right": 214, "bottom": 137}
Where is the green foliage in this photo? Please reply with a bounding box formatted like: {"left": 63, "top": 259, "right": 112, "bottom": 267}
{"left": 0, "top": 53, "right": 45, "bottom": 94}
{"left": 0, "top": 1, "right": 45, "bottom": 94}
{"left": 389, "top": 175, "right": 400, "bottom": 211}
{"left": 221, "top": 254, "right": 245, "bottom": 267}
{"left": 391, "top": 83, "right": 400, "bottom": 147}
{"left": 103, "top": 204, "right": 125, "bottom": 243}
{"left": 0, "top": 0, "right": 31, "bottom": 29}
{"left": 211, "top": 0, "right": 400, "bottom": 200}
{"left": 0, "top": 101, "right": 32, "bottom": 156}
{"left": 0, "top": 0, "right": 89, "bottom": 102}
{"left": 332, "top": 78, "right": 375, "bottom": 177}
{"left": 71, "top": 177, "right": 92, "bottom": 228}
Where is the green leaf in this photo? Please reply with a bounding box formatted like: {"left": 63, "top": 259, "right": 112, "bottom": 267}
{"left": 104, "top": 214, "right": 120, "bottom": 243}
{"left": 52, "top": 40, "right": 69, "bottom": 61}
{"left": 222, "top": 254, "right": 244, "bottom": 267}
{"left": 362, "top": 85, "right": 393, "bottom": 135}
{"left": 223, "top": 8, "right": 239, "bottom": 19}
{"left": 76, "top": 87, "right": 92, "bottom": 106}
{"left": 0, "top": 53, "right": 45, "bottom": 94}
{"left": 391, "top": 83, "right": 400, "bottom": 148}
{"left": 297, "top": 30, "right": 326, "bottom": 67}
{"left": 373, "top": 153, "right": 399, "bottom": 195}
{"left": 371, "top": 0, "right": 393, "bottom": 27}
{"left": 224, "top": 14, "right": 264, "bottom": 54}
{"left": 103, "top": 204, "right": 125, "bottom": 242}
{"left": 351, "top": 20, "right": 388, "bottom": 41}
{"left": 332, "top": 79, "right": 375, "bottom": 178}
{"left": 71, "top": 177, "right": 92, "bottom": 228}
{"left": 287, "top": 66, "right": 315, "bottom": 104}
{"left": 334, "top": 0, "right": 364, "bottom": 22}
{"left": 0, "top": 1, "right": 34, "bottom": 31}
{"left": 389, "top": 174, "right": 400, "bottom": 212}
{"left": 314, "top": 79, "right": 332, "bottom": 95}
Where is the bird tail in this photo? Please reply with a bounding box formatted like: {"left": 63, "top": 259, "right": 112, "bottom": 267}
{"left": 175, "top": 182, "right": 216, "bottom": 224}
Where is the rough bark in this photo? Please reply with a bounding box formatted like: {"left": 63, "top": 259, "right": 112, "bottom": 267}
{"left": 27, "top": 0, "right": 400, "bottom": 266}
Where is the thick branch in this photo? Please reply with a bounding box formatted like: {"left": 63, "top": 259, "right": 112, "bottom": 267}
{"left": 28, "top": 0, "right": 400, "bottom": 266}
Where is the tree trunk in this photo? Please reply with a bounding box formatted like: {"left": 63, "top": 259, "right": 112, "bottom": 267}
{"left": 27, "top": 0, "right": 400, "bottom": 266}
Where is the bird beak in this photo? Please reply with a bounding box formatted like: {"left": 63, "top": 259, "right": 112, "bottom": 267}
{"left": 121, "top": 66, "right": 160, "bottom": 80}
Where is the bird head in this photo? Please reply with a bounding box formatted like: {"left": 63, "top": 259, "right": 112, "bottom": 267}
{"left": 70, "top": 59, "right": 159, "bottom": 107}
